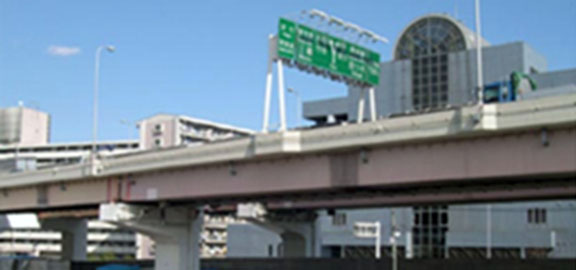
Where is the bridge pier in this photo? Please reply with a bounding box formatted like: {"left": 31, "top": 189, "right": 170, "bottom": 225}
{"left": 0, "top": 215, "right": 8, "bottom": 229}
{"left": 41, "top": 218, "right": 88, "bottom": 261}
{"left": 247, "top": 210, "right": 320, "bottom": 257}
{"left": 100, "top": 203, "right": 203, "bottom": 270}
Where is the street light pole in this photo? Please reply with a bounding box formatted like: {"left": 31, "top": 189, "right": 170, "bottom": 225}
{"left": 475, "top": 0, "right": 484, "bottom": 105}
{"left": 92, "top": 45, "right": 115, "bottom": 165}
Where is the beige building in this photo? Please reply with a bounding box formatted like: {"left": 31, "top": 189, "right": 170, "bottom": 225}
{"left": 0, "top": 106, "right": 50, "bottom": 146}
{"left": 138, "top": 114, "right": 254, "bottom": 150}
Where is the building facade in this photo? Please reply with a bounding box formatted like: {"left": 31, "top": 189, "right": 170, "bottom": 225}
{"left": 0, "top": 106, "right": 50, "bottom": 146}
{"left": 138, "top": 114, "right": 253, "bottom": 150}
{"left": 228, "top": 202, "right": 576, "bottom": 259}
{"left": 0, "top": 218, "right": 137, "bottom": 260}
{"left": 0, "top": 140, "right": 140, "bottom": 172}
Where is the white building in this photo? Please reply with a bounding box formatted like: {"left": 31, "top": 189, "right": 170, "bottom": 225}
{"left": 138, "top": 114, "right": 254, "bottom": 150}
{"left": 0, "top": 215, "right": 137, "bottom": 260}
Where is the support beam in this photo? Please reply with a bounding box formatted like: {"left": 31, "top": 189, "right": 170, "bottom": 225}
{"left": 357, "top": 88, "right": 366, "bottom": 123}
{"left": 100, "top": 203, "right": 203, "bottom": 270}
{"left": 368, "top": 87, "right": 377, "bottom": 122}
{"left": 41, "top": 218, "right": 87, "bottom": 261}
{"left": 0, "top": 215, "right": 8, "bottom": 230}
{"left": 277, "top": 59, "right": 287, "bottom": 132}
{"left": 262, "top": 35, "right": 276, "bottom": 133}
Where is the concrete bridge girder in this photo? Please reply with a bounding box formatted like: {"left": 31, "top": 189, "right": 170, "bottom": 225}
{"left": 0, "top": 127, "right": 574, "bottom": 213}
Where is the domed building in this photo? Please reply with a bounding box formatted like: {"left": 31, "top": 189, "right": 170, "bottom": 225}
{"left": 304, "top": 14, "right": 574, "bottom": 124}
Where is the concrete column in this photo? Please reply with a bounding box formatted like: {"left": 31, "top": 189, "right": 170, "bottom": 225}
{"left": 248, "top": 211, "right": 319, "bottom": 258}
{"left": 0, "top": 215, "right": 8, "bottom": 230}
{"left": 154, "top": 212, "right": 202, "bottom": 270}
{"left": 280, "top": 231, "right": 307, "bottom": 257}
{"left": 100, "top": 203, "right": 203, "bottom": 270}
{"left": 41, "top": 218, "right": 88, "bottom": 261}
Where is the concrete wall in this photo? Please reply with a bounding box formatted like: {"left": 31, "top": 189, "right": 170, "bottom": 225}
{"left": 346, "top": 59, "right": 412, "bottom": 121}
{"left": 448, "top": 201, "right": 576, "bottom": 258}
{"left": 531, "top": 68, "right": 576, "bottom": 90}
{"left": 226, "top": 224, "right": 281, "bottom": 258}
{"left": 447, "top": 42, "right": 547, "bottom": 106}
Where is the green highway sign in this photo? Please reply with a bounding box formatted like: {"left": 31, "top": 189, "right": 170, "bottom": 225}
{"left": 278, "top": 18, "right": 381, "bottom": 86}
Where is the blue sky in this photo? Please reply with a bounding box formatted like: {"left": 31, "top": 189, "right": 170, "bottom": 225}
{"left": 1, "top": 0, "right": 575, "bottom": 142}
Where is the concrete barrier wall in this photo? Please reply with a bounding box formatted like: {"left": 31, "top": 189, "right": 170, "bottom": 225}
{"left": 72, "top": 261, "right": 153, "bottom": 270}
{"left": 202, "top": 258, "right": 576, "bottom": 270}
{"left": 69, "top": 259, "right": 576, "bottom": 270}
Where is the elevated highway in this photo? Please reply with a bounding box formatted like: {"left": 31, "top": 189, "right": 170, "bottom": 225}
{"left": 1, "top": 94, "right": 575, "bottom": 270}
{"left": 1, "top": 94, "right": 575, "bottom": 212}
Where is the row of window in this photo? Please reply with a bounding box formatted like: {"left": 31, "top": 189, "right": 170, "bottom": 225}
{"left": 413, "top": 206, "right": 449, "bottom": 258}
{"left": 527, "top": 208, "right": 547, "bottom": 224}
{"left": 0, "top": 144, "right": 138, "bottom": 154}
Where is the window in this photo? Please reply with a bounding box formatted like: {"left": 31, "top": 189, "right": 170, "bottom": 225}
{"left": 332, "top": 212, "right": 347, "bottom": 226}
{"left": 396, "top": 17, "right": 467, "bottom": 111}
{"left": 412, "top": 206, "right": 449, "bottom": 258}
{"left": 268, "top": 244, "right": 274, "bottom": 257}
{"left": 527, "top": 208, "right": 547, "bottom": 224}
{"left": 154, "top": 139, "right": 162, "bottom": 147}
{"left": 153, "top": 123, "right": 164, "bottom": 136}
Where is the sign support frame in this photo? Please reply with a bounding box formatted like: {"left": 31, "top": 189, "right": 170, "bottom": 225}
{"left": 262, "top": 35, "right": 288, "bottom": 133}
{"left": 356, "top": 87, "right": 377, "bottom": 124}
{"left": 262, "top": 32, "right": 379, "bottom": 132}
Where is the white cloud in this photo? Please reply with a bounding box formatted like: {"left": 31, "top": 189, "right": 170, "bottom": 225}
{"left": 47, "top": 45, "right": 81, "bottom": 56}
